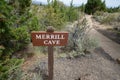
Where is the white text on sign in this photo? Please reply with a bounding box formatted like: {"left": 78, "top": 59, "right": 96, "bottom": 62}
{"left": 31, "top": 32, "right": 68, "bottom": 46}
{"left": 36, "top": 34, "right": 65, "bottom": 39}
{"left": 35, "top": 34, "right": 64, "bottom": 45}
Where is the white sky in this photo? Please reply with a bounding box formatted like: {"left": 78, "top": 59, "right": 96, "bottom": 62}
{"left": 32, "top": 0, "right": 120, "bottom": 7}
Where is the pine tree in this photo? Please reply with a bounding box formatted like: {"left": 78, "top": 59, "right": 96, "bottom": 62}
{"left": 0, "top": 0, "right": 33, "bottom": 59}
{"left": 85, "top": 0, "right": 106, "bottom": 14}
{"left": 0, "top": 0, "right": 13, "bottom": 58}
{"left": 101, "top": 0, "right": 106, "bottom": 11}
{"left": 81, "top": 3, "right": 85, "bottom": 12}
{"left": 18, "top": 0, "right": 31, "bottom": 14}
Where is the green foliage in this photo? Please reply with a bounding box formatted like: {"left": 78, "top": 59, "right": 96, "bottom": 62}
{"left": 18, "top": 0, "right": 31, "bottom": 14}
{"left": 0, "top": 0, "right": 14, "bottom": 58}
{"left": 0, "top": 0, "right": 41, "bottom": 58}
{"left": 33, "top": 0, "right": 79, "bottom": 30}
{"left": 107, "top": 6, "right": 120, "bottom": 13}
{"left": 43, "top": 6, "right": 65, "bottom": 29}
{"left": 28, "top": 17, "right": 41, "bottom": 32}
{"left": 65, "top": 0, "right": 78, "bottom": 22}
{"left": 101, "top": 0, "right": 106, "bottom": 11}
{"left": 0, "top": 46, "right": 5, "bottom": 58}
{"left": 85, "top": 0, "right": 106, "bottom": 14}
{"left": 62, "top": 18, "right": 98, "bottom": 58}
{"left": 0, "top": 59, "right": 24, "bottom": 80}
{"left": 0, "top": 0, "right": 42, "bottom": 79}
{"left": 11, "top": 26, "right": 30, "bottom": 51}
{"left": 101, "top": 14, "right": 115, "bottom": 24}
{"left": 93, "top": 11, "right": 120, "bottom": 24}
{"left": 78, "top": 3, "right": 85, "bottom": 12}
{"left": 66, "top": 7, "right": 78, "bottom": 22}
{"left": 93, "top": 11, "right": 120, "bottom": 32}
{"left": 73, "top": 19, "right": 98, "bottom": 53}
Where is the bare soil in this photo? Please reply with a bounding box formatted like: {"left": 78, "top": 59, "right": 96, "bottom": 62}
{"left": 26, "top": 47, "right": 120, "bottom": 80}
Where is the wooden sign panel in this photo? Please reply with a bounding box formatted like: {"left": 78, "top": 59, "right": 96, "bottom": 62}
{"left": 31, "top": 31, "right": 68, "bottom": 46}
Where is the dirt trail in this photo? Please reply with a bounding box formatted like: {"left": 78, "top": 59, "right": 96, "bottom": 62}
{"left": 86, "top": 15, "right": 120, "bottom": 60}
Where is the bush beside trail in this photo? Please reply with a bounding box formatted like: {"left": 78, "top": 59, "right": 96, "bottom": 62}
{"left": 93, "top": 11, "right": 120, "bottom": 31}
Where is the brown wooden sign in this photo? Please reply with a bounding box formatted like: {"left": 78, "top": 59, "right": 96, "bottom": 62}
{"left": 31, "top": 27, "right": 68, "bottom": 80}
{"left": 31, "top": 31, "right": 68, "bottom": 46}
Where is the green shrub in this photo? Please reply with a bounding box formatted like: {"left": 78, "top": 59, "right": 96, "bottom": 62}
{"left": 61, "top": 18, "right": 98, "bottom": 58}
{"left": 0, "top": 59, "right": 24, "bottom": 80}
{"left": 28, "top": 17, "right": 41, "bottom": 32}
{"left": 44, "top": 6, "right": 65, "bottom": 29}
{"left": 93, "top": 12, "right": 120, "bottom": 25}
{"left": 11, "top": 26, "right": 30, "bottom": 51}
{"left": 85, "top": 0, "right": 106, "bottom": 14}
{"left": 31, "top": 0, "right": 79, "bottom": 30}
{"left": 0, "top": 46, "right": 5, "bottom": 58}
{"left": 101, "top": 14, "right": 115, "bottom": 24}
{"left": 65, "top": 8, "right": 78, "bottom": 22}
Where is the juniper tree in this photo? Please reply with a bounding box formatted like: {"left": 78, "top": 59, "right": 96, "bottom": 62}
{"left": 0, "top": 0, "right": 14, "bottom": 58}
{"left": 85, "top": 0, "right": 106, "bottom": 14}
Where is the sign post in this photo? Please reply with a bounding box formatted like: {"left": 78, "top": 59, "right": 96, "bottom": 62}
{"left": 48, "top": 46, "right": 54, "bottom": 80}
{"left": 31, "top": 26, "right": 68, "bottom": 80}
{"left": 47, "top": 27, "right": 54, "bottom": 80}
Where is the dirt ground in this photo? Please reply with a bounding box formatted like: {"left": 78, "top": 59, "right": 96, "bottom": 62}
{"left": 54, "top": 47, "right": 120, "bottom": 80}
{"left": 26, "top": 47, "right": 120, "bottom": 80}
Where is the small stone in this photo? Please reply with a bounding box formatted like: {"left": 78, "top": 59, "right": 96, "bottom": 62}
{"left": 116, "top": 58, "right": 120, "bottom": 64}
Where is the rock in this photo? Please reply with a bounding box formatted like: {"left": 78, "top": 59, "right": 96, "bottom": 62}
{"left": 116, "top": 58, "right": 120, "bottom": 64}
